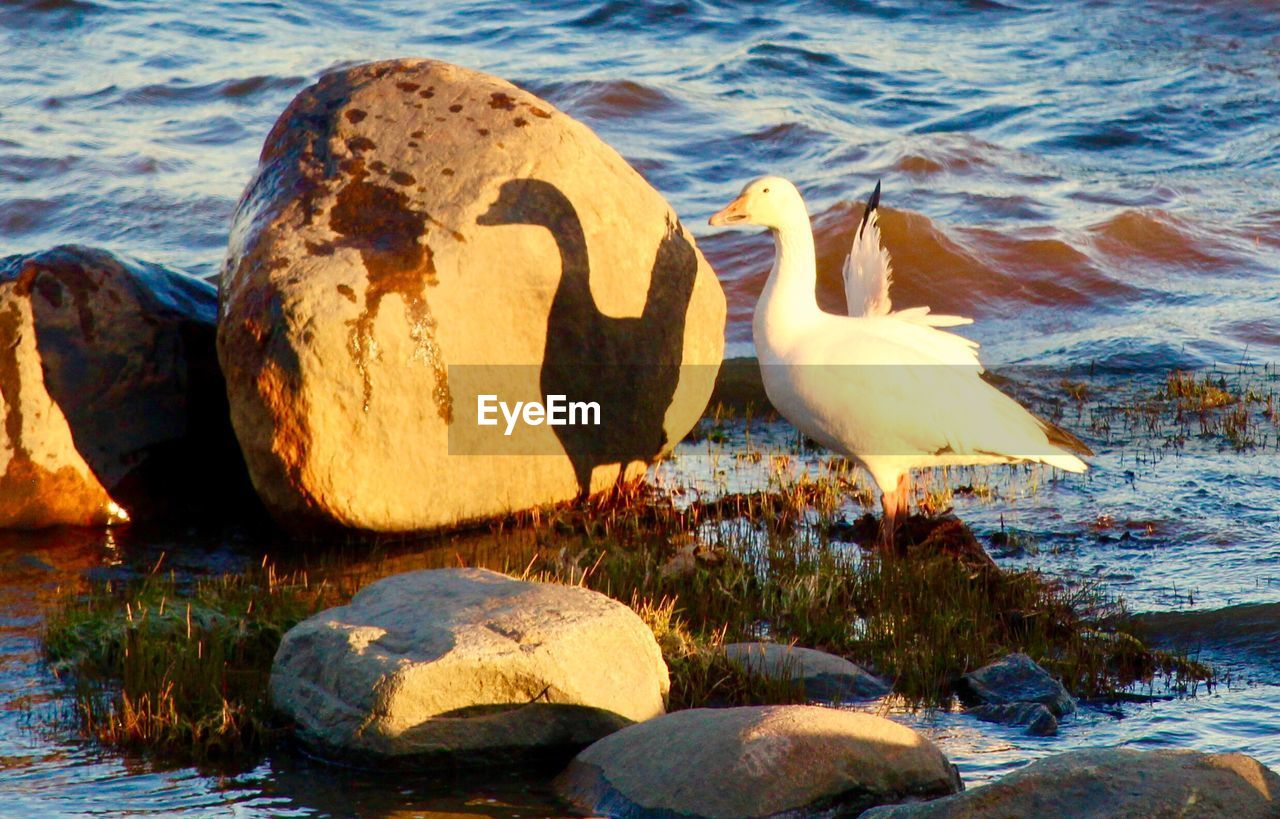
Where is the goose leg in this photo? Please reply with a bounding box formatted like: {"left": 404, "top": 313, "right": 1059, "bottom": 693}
{"left": 879, "top": 474, "right": 911, "bottom": 549}
{"left": 879, "top": 490, "right": 898, "bottom": 549}
{"left": 895, "top": 473, "right": 911, "bottom": 521}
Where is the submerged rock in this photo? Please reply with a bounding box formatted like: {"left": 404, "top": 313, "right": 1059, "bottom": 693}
{"left": 218, "top": 58, "right": 725, "bottom": 535}
{"left": 557, "top": 705, "right": 962, "bottom": 817}
{"left": 724, "top": 642, "right": 891, "bottom": 703}
{"left": 0, "top": 246, "right": 249, "bottom": 528}
{"left": 957, "top": 653, "right": 1075, "bottom": 719}
{"left": 861, "top": 747, "right": 1280, "bottom": 818}
{"left": 270, "top": 568, "right": 669, "bottom": 764}
{"left": 966, "top": 702, "right": 1058, "bottom": 737}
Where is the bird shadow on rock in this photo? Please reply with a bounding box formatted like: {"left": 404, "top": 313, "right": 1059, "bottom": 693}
{"left": 477, "top": 178, "right": 699, "bottom": 496}
{"left": 831, "top": 512, "right": 997, "bottom": 571}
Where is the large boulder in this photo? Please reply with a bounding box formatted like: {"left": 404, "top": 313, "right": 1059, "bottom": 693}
{"left": 218, "top": 58, "right": 726, "bottom": 534}
{"left": 0, "top": 246, "right": 249, "bottom": 528}
{"left": 861, "top": 747, "right": 1280, "bottom": 818}
{"left": 270, "top": 568, "right": 669, "bottom": 764}
{"left": 557, "top": 706, "right": 963, "bottom": 817}
{"left": 724, "top": 642, "right": 891, "bottom": 703}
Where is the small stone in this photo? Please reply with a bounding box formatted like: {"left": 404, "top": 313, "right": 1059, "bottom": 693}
{"left": 966, "top": 702, "right": 1059, "bottom": 736}
{"left": 724, "top": 642, "right": 891, "bottom": 702}
{"left": 958, "top": 653, "right": 1075, "bottom": 717}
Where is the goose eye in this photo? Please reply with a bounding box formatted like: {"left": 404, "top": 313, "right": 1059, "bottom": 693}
{"left": 762, "top": 187, "right": 771, "bottom": 193}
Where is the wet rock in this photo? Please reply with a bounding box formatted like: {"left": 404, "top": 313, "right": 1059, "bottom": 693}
{"left": 957, "top": 653, "right": 1075, "bottom": 717}
{"left": 966, "top": 702, "right": 1058, "bottom": 736}
{"left": 834, "top": 513, "right": 998, "bottom": 570}
{"left": 861, "top": 747, "right": 1280, "bottom": 818}
{"left": 0, "top": 246, "right": 250, "bottom": 528}
{"left": 218, "top": 58, "right": 725, "bottom": 535}
{"left": 270, "top": 568, "right": 669, "bottom": 764}
{"left": 557, "top": 705, "right": 962, "bottom": 818}
{"left": 724, "top": 642, "right": 891, "bottom": 702}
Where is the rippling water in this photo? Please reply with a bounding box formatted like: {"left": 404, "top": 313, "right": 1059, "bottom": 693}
{"left": 2, "top": 0, "right": 1279, "bottom": 814}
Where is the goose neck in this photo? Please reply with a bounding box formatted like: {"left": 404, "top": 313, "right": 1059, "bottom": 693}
{"left": 756, "top": 214, "right": 820, "bottom": 345}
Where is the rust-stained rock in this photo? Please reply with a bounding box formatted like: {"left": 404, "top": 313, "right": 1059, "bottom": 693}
{"left": 0, "top": 246, "right": 250, "bottom": 528}
{"left": 218, "top": 58, "right": 725, "bottom": 534}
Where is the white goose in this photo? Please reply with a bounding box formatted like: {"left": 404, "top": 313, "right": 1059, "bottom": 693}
{"left": 709, "top": 177, "right": 1090, "bottom": 542}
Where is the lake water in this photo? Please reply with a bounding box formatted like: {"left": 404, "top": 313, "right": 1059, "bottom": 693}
{"left": 2, "top": 0, "right": 1278, "bottom": 814}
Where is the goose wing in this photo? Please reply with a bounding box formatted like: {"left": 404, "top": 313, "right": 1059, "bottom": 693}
{"left": 858, "top": 314, "right": 983, "bottom": 370}
{"left": 842, "top": 181, "right": 974, "bottom": 329}
{"left": 842, "top": 181, "right": 893, "bottom": 318}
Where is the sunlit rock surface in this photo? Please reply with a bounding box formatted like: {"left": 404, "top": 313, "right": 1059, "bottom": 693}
{"left": 218, "top": 58, "right": 725, "bottom": 535}
{"left": 557, "top": 705, "right": 962, "bottom": 817}
{"left": 0, "top": 246, "right": 245, "bottom": 528}
{"left": 270, "top": 568, "right": 669, "bottom": 763}
{"left": 862, "top": 748, "right": 1280, "bottom": 818}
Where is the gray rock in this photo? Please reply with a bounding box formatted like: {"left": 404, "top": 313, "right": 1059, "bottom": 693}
{"left": 957, "top": 653, "right": 1075, "bottom": 717}
{"left": 218, "top": 58, "right": 725, "bottom": 535}
{"left": 558, "top": 705, "right": 962, "bottom": 818}
{"left": 724, "top": 642, "right": 891, "bottom": 702}
{"left": 860, "top": 747, "right": 1280, "bottom": 818}
{"left": 966, "top": 703, "right": 1058, "bottom": 736}
{"left": 0, "top": 246, "right": 249, "bottom": 528}
{"left": 270, "top": 568, "right": 668, "bottom": 764}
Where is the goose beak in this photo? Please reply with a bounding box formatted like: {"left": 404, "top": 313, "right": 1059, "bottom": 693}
{"left": 709, "top": 195, "right": 750, "bottom": 227}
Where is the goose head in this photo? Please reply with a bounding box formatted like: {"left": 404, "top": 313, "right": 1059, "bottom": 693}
{"left": 708, "top": 176, "right": 806, "bottom": 231}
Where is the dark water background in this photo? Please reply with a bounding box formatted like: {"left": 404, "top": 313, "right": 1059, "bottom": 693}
{"left": 2, "top": 0, "right": 1279, "bottom": 814}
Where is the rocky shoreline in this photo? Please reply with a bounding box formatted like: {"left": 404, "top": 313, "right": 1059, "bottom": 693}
{"left": 10, "top": 57, "right": 1279, "bottom": 817}
{"left": 265, "top": 566, "right": 1278, "bottom": 817}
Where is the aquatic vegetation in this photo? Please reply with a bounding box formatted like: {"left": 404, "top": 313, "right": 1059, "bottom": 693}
{"left": 1078, "top": 364, "right": 1280, "bottom": 452}
{"left": 42, "top": 471, "right": 1209, "bottom": 762}
{"left": 42, "top": 559, "right": 346, "bottom": 761}
{"left": 528, "top": 486, "right": 1209, "bottom": 703}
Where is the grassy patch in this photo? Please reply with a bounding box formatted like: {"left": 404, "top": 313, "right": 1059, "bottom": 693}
{"left": 42, "top": 481, "right": 1210, "bottom": 762}
{"left": 42, "top": 559, "right": 344, "bottom": 762}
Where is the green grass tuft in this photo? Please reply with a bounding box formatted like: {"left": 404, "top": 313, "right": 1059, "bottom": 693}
{"left": 42, "top": 560, "right": 344, "bottom": 761}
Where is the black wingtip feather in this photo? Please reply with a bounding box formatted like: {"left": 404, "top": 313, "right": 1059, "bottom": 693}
{"left": 856, "top": 179, "right": 883, "bottom": 240}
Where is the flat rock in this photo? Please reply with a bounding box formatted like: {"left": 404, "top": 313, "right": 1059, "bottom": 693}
{"left": 957, "top": 653, "right": 1075, "bottom": 717}
{"left": 861, "top": 747, "right": 1280, "bottom": 818}
{"left": 724, "top": 642, "right": 891, "bottom": 702}
{"left": 218, "top": 58, "right": 725, "bottom": 534}
{"left": 0, "top": 246, "right": 250, "bottom": 527}
{"left": 270, "top": 568, "right": 669, "bottom": 764}
{"left": 557, "top": 705, "right": 962, "bottom": 817}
